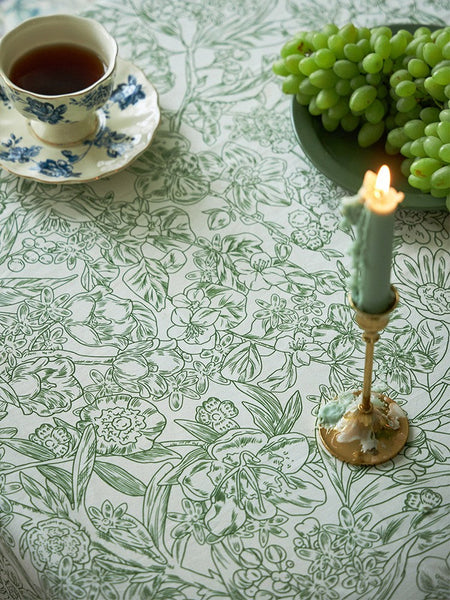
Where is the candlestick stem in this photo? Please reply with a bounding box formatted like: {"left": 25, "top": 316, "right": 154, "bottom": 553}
{"left": 360, "top": 330, "right": 379, "bottom": 412}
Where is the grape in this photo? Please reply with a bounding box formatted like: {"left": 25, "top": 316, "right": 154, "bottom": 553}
{"left": 312, "top": 32, "right": 329, "bottom": 50}
{"left": 423, "top": 136, "right": 442, "bottom": 159}
{"left": 340, "top": 113, "right": 360, "bottom": 131}
{"left": 423, "top": 42, "right": 442, "bottom": 66}
{"left": 437, "top": 121, "right": 450, "bottom": 143}
{"left": 328, "top": 34, "right": 346, "bottom": 57}
{"left": 420, "top": 106, "right": 440, "bottom": 123}
{"left": 316, "top": 88, "right": 340, "bottom": 109}
{"left": 408, "top": 58, "right": 430, "bottom": 77}
{"left": 333, "top": 59, "right": 359, "bottom": 79}
{"left": 432, "top": 64, "right": 450, "bottom": 85}
{"left": 309, "top": 69, "right": 338, "bottom": 88}
{"left": 362, "top": 52, "right": 383, "bottom": 73}
{"left": 272, "top": 59, "right": 290, "bottom": 76}
{"left": 430, "top": 165, "right": 450, "bottom": 189}
{"left": 358, "top": 121, "right": 384, "bottom": 146}
{"left": 335, "top": 78, "right": 352, "bottom": 95}
{"left": 390, "top": 32, "right": 408, "bottom": 59}
{"left": 321, "top": 112, "right": 340, "bottom": 131}
{"left": 404, "top": 119, "right": 426, "bottom": 139}
{"left": 285, "top": 54, "right": 303, "bottom": 74}
{"left": 349, "top": 85, "right": 377, "bottom": 112}
{"left": 365, "top": 98, "right": 386, "bottom": 123}
{"left": 395, "top": 80, "right": 416, "bottom": 97}
{"left": 411, "top": 157, "right": 443, "bottom": 178}
{"left": 438, "top": 142, "right": 450, "bottom": 162}
{"left": 328, "top": 98, "right": 350, "bottom": 119}
{"left": 344, "top": 43, "right": 364, "bottom": 62}
{"left": 299, "top": 56, "right": 319, "bottom": 76}
{"left": 282, "top": 75, "right": 302, "bottom": 94}
{"left": 410, "top": 137, "right": 427, "bottom": 157}
{"left": 315, "top": 48, "right": 336, "bottom": 68}
{"left": 374, "top": 35, "right": 391, "bottom": 59}
{"left": 408, "top": 173, "right": 431, "bottom": 191}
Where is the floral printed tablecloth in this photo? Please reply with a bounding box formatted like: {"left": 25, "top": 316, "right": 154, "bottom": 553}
{"left": 0, "top": 0, "right": 449, "bottom": 599}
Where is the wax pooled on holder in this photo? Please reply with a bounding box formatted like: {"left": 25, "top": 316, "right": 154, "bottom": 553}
{"left": 318, "top": 391, "right": 405, "bottom": 453}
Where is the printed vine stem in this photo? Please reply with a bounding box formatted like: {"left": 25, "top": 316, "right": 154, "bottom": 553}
{"left": 171, "top": 27, "right": 199, "bottom": 134}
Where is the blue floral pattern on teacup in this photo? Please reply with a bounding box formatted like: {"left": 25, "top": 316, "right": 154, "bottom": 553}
{"left": 73, "top": 82, "right": 114, "bottom": 111}
{"left": 23, "top": 98, "right": 68, "bottom": 123}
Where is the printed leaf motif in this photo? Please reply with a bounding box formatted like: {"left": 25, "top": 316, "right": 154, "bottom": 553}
{"left": 127, "top": 443, "right": 181, "bottom": 463}
{"left": 273, "top": 390, "right": 303, "bottom": 435}
{"left": 0, "top": 213, "right": 18, "bottom": 265}
{"left": 72, "top": 424, "right": 96, "bottom": 509}
{"left": 37, "top": 465, "right": 73, "bottom": 504}
{"left": 2, "top": 438, "right": 56, "bottom": 460}
{"left": 0, "top": 276, "right": 76, "bottom": 304}
{"left": 175, "top": 419, "right": 220, "bottom": 443}
{"left": 94, "top": 460, "right": 147, "bottom": 496}
{"left": 221, "top": 341, "right": 262, "bottom": 382}
{"left": 124, "top": 257, "right": 169, "bottom": 310}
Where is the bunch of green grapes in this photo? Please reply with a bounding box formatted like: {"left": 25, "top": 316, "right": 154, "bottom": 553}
{"left": 384, "top": 26, "right": 450, "bottom": 199}
{"left": 387, "top": 107, "right": 450, "bottom": 198}
{"left": 274, "top": 23, "right": 450, "bottom": 204}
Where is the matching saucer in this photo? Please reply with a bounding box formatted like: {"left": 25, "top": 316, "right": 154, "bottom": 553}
{"left": 0, "top": 57, "right": 160, "bottom": 183}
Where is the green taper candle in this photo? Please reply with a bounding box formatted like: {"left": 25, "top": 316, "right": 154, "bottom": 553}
{"left": 342, "top": 166, "right": 404, "bottom": 314}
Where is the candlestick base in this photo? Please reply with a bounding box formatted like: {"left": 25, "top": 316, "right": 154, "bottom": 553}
{"left": 318, "top": 390, "right": 409, "bottom": 465}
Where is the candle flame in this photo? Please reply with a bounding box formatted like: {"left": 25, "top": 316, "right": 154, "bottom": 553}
{"left": 375, "top": 165, "right": 390, "bottom": 195}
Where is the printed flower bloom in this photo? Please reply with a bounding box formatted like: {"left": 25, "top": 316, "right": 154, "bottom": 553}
{"left": 111, "top": 339, "right": 184, "bottom": 397}
{"left": 313, "top": 304, "right": 362, "bottom": 361}
{"left": 396, "top": 210, "right": 443, "bottom": 244}
{"left": 295, "top": 530, "right": 346, "bottom": 573}
{"left": 168, "top": 290, "right": 220, "bottom": 353}
{"left": 27, "top": 518, "right": 90, "bottom": 571}
{"left": 30, "top": 423, "right": 73, "bottom": 457}
{"left": 88, "top": 500, "right": 135, "bottom": 534}
{"left": 234, "top": 252, "right": 285, "bottom": 291}
{"left": 375, "top": 329, "right": 434, "bottom": 395}
{"left": 139, "top": 132, "right": 222, "bottom": 204}
{"left": 179, "top": 428, "right": 325, "bottom": 537}
{"left": 63, "top": 290, "right": 136, "bottom": 349}
{"left": 417, "top": 554, "right": 450, "bottom": 599}
{"left": 275, "top": 332, "right": 323, "bottom": 367}
{"left": 404, "top": 488, "right": 442, "bottom": 513}
{"left": 77, "top": 394, "right": 165, "bottom": 455}
{"left": 323, "top": 507, "right": 379, "bottom": 554}
{"left": 10, "top": 357, "right": 82, "bottom": 416}
{"left": 195, "top": 396, "right": 239, "bottom": 433}
{"left": 222, "top": 142, "right": 290, "bottom": 214}
{"left": 394, "top": 247, "right": 450, "bottom": 318}
{"left": 342, "top": 555, "right": 383, "bottom": 594}
{"left": 168, "top": 498, "right": 207, "bottom": 544}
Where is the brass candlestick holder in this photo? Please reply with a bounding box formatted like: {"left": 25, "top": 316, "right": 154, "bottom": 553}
{"left": 319, "top": 286, "right": 409, "bottom": 465}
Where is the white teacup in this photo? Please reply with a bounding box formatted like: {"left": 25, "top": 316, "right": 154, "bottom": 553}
{"left": 0, "top": 14, "right": 118, "bottom": 145}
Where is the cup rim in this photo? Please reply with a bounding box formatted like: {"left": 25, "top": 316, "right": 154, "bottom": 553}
{"left": 0, "top": 13, "right": 118, "bottom": 100}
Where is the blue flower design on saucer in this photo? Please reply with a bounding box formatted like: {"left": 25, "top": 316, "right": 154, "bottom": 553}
{"left": 24, "top": 98, "right": 67, "bottom": 123}
{"left": 0, "top": 134, "right": 41, "bottom": 163}
{"left": 38, "top": 157, "right": 82, "bottom": 178}
{"left": 110, "top": 75, "right": 145, "bottom": 109}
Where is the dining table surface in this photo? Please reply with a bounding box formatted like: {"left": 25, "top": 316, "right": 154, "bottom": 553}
{"left": 0, "top": 0, "right": 449, "bottom": 599}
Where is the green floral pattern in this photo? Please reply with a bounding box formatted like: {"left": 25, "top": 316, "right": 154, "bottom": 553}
{"left": 0, "top": 0, "right": 449, "bottom": 598}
